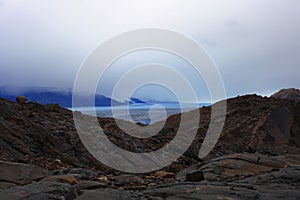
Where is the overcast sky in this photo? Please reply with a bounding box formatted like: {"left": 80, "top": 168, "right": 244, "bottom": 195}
{"left": 0, "top": 0, "right": 299, "bottom": 102}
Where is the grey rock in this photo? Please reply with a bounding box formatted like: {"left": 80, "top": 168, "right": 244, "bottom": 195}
{"left": 75, "top": 188, "right": 139, "bottom": 200}
{"left": 177, "top": 153, "right": 300, "bottom": 182}
{"left": 0, "top": 161, "right": 48, "bottom": 187}
{"left": 72, "top": 181, "right": 108, "bottom": 191}
{"left": 0, "top": 181, "right": 77, "bottom": 200}
{"left": 68, "top": 168, "right": 100, "bottom": 176}
{"left": 51, "top": 168, "right": 102, "bottom": 181}
{"left": 113, "top": 174, "right": 144, "bottom": 186}
{"left": 0, "top": 181, "right": 17, "bottom": 189}
{"left": 144, "top": 166, "right": 300, "bottom": 200}
{"left": 143, "top": 183, "right": 259, "bottom": 200}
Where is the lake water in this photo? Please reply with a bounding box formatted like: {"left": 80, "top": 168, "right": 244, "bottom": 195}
{"left": 71, "top": 103, "right": 210, "bottom": 124}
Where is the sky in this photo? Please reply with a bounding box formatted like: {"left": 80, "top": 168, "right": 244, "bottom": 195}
{"left": 0, "top": 0, "right": 299, "bottom": 102}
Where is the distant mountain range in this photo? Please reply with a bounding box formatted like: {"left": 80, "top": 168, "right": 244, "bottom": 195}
{"left": 0, "top": 85, "right": 145, "bottom": 107}
{"left": 129, "top": 97, "right": 146, "bottom": 104}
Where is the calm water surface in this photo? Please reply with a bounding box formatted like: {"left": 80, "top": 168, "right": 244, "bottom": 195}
{"left": 71, "top": 103, "right": 210, "bottom": 124}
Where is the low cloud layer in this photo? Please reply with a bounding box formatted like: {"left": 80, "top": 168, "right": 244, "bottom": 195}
{"left": 0, "top": 0, "right": 299, "bottom": 101}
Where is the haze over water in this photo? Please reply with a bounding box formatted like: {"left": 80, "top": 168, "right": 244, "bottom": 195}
{"left": 71, "top": 102, "right": 210, "bottom": 124}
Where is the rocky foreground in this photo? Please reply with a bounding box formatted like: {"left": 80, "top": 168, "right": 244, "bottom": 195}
{"left": 0, "top": 93, "right": 299, "bottom": 199}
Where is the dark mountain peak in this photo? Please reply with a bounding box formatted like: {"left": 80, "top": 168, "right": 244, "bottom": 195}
{"left": 271, "top": 88, "right": 300, "bottom": 100}
{"left": 129, "top": 97, "right": 146, "bottom": 104}
{"left": 0, "top": 85, "right": 125, "bottom": 107}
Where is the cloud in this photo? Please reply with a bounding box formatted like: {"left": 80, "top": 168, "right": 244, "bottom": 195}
{"left": 0, "top": 0, "right": 299, "bottom": 101}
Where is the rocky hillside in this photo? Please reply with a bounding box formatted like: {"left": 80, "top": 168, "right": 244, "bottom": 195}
{"left": 198, "top": 94, "right": 300, "bottom": 159}
{"left": 0, "top": 94, "right": 299, "bottom": 199}
{"left": 1, "top": 94, "right": 299, "bottom": 169}
{"left": 271, "top": 88, "right": 300, "bottom": 100}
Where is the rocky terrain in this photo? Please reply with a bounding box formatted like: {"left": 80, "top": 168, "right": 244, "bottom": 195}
{"left": 0, "top": 91, "right": 299, "bottom": 199}
{"left": 271, "top": 88, "right": 300, "bottom": 100}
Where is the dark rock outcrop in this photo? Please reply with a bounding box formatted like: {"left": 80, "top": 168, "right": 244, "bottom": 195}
{"left": 0, "top": 98, "right": 104, "bottom": 171}
{"left": 271, "top": 88, "right": 300, "bottom": 100}
{"left": 196, "top": 94, "right": 300, "bottom": 159}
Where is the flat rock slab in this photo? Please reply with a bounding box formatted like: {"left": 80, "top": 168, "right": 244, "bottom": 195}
{"left": 177, "top": 153, "right": 300, "bottom": 182}
{"left": 75, "top": 188, "right": 141, "bottom": 200}
{"left": 143, "top": 183, "right": 260, "bottom": 200}
{"left": 112, "top": 174, "right": 144, "bottom": 186}
{"left": 0, "top": 161, "right": 48, "bottom": 187}
{"left": 41, "top": 175, "right": 77, "bottom": 184}
{"left": 72, "top": 181, "right": 108, "bottom": 191}
{"left": 0, "top": 181, "right": 77, "bottom": 200}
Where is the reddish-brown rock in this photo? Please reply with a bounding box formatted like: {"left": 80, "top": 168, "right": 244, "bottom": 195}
{"left": 16, "top": 96, "right": 27, "bottom": 104}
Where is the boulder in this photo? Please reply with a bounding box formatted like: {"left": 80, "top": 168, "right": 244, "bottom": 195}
{"left": 16, "top": 96, "right": 27, "bottom": 104}
{"left": 185, "top": 170, "right": 204, "bottom": 182}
